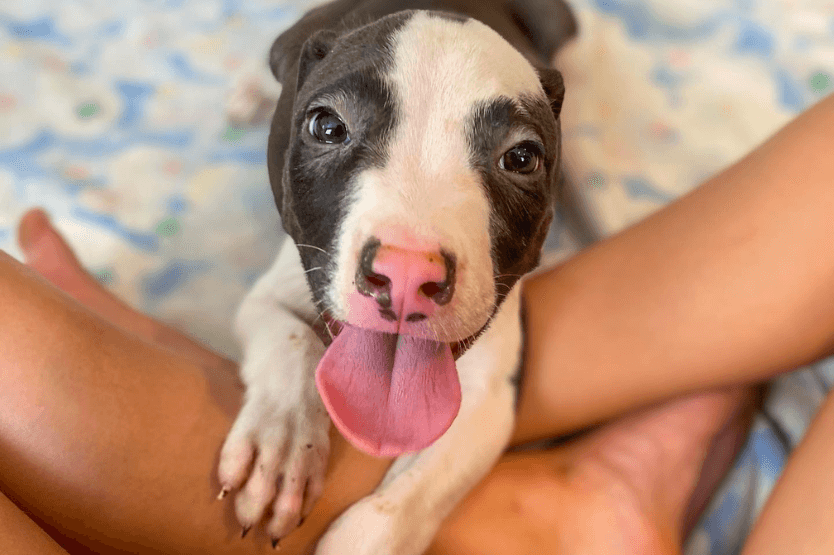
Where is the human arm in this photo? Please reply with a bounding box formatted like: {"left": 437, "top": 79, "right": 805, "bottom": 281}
{"left": 516, "top": 93, "right": 834, "bottom": 443}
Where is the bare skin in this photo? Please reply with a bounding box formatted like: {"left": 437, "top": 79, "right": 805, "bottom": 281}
{"left": 0, "top": 210, "right": 754, "bottom": 554}
{"left": 740, "top": 385, "right": 834, "bottom": 555}
{"left": 518, "top": 93, "right": 834, "bottom": 441}
{"left": 517, "top": 92, "right": 834, "bottom": 554}
{"left": 6, "top": 92, "right": 834, "bottom": 554}
{"left": 0, "top": 490, "right": 68, "bottom": 555}
{"left": 0, "top": 214, "right": 391, "bottom": 555}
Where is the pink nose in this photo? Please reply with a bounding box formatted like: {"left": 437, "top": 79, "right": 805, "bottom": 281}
{"left": 357, "top": 241, "right": 455, "bottom": 325}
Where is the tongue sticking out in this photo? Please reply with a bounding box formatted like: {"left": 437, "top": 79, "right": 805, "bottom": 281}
{"left": 315, "top": 323, "right": 461, "bottom": 458}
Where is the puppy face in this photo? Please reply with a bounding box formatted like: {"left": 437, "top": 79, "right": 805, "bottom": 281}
{"left": 269, "top": 10, "right": 563, "bottom": 349}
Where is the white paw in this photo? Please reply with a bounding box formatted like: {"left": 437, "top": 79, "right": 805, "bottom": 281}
{"left": 314, "top": 497, "right": 432, "bottom": 555}
{"left": 218, "top": 391, "right": 330, "bottom": 541}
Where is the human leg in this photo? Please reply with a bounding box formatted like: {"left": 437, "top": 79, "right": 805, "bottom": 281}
{"left": 430, "top": 386, "right": 758, "bottom": 555}
{"left": 0, "top": 219, "right": 392, "bottom": 555}
{"left": 741, "top": 382, "right": 834, "bottom": 554}
{"left": 0, "top": 490, "right": 69, "bottom": 555}
{"left": 1, "top": 211, "right": 757, "bottom": 554}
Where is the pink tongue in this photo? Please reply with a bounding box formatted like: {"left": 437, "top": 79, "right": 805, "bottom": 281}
{"left": 315, "top": 324, "right": 461, "bottom": 458}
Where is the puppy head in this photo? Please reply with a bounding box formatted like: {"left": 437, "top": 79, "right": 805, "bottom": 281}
{"left": 270, "top": 10, "right": 563, "bottom": 340}
{"left": 267, "top": 10, "right": 564, "bottom": 455}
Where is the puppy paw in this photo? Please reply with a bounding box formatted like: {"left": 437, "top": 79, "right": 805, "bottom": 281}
{"left": 219, "top": 392, "right": 330, "bottom": 540}
{"left": 314, "top": 496, "right": 430, "bottom": 555}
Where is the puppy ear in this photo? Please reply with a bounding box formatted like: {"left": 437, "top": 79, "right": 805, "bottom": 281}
{"left": 267, "top": 18, "right": 333, "bottom": 75}
{"left": 268, "top": 28, "right": 338, "bottom": 90}
{"left": 295, "top": 30, "right": 339, "bottom": 91}
{"left": 268, "top": 28, "right": 299, "bottom": 84}
{"left": 537, "top": 67, "right": 565, "bottom": 119}
{"left": 506, "top": 0, "right": 578, "bottom": 62}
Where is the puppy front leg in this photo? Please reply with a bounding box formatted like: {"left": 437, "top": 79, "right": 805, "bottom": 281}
{"left": 314, "top": 288, "right": 523, "bottom": 555}
{"left": 219, "top": 240, "right": 330, "bottom": 541}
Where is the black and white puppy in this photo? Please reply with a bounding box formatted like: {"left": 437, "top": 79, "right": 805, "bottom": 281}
{"left": 219, "top": 0, "right": 576, "bottom": 552}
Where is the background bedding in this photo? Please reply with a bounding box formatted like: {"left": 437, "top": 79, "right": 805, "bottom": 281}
{"left": 2, "top": 1, "right": 834, "bottom": 553}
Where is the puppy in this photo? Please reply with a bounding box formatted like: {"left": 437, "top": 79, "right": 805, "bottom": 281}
{"left": 219, "top": 1, "right": 576, "bottom": 552}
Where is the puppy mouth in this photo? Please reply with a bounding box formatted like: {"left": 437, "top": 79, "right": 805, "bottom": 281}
{"left": 311, "top": 312, "right": 485, "bottom": 459}
{"left": 313, "top": 311, "right": 476, "bottom": 359}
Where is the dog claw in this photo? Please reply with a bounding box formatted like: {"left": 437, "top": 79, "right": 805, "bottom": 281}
{"left": 272, "top": 538, "right": 281, "bottom": 549}
{"left": 217, "top": 487, "right": 229, "bottom": 500}
{"left": 241, "top": 526, "right": 251, "bottom": 539}
{"left": 220, "top": 369, "right": 330, "bottom": 545}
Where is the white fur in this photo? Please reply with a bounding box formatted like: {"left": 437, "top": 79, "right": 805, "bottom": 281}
{"left": 218, "top": 238, "right": 331, "bottom": 538}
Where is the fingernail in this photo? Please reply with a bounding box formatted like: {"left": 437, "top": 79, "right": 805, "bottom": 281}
{"left": 272, "top": 538, "right": 280, "bottom": 549}
{"left": 217, "top": 487, "right": 229, "bottom": 500}
{"left": 241, "top": 526, "right": 251, "bottom": 539}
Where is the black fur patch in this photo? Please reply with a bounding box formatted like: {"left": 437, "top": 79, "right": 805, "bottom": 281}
{"left": 270, "top": 13, "right": 411, "bottom": 300}
{"left": 429, "top": 10, "right": 470, "bottom": 23}
{"left": 465, "top": 93, "right": 561, "bottom": 305}
{"left": 506, "top": 0, "right": 578, "bottom": 62}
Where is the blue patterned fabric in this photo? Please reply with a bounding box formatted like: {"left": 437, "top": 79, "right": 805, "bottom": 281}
{"left": 1, "top": 1, "right": 832, "bottom": 552}
{"left": 0, "top": 0, "right": 312, "bottom": 356}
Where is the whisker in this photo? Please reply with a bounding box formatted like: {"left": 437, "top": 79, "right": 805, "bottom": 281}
{"left": 306, "top": 287, "right": 329, "bottom": 313}
{"left": 304, "top": 266, "right": 324, "bottom": 275}
{"left": 295, "top": 243, "right": 330, "bottom": 257}
{"left": 320, "top": 313, "right": 334, "bottom": 341}
{"left": 305, "top": 290, "right": 335, "bottom": 342}
{"left": 435, "top": 319, "right": 449, "bottom": 344}
{"left": 309, "top": 310, "right": 335, "bottom": 342}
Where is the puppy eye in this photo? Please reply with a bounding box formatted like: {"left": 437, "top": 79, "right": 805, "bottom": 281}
{"left": 499, "top": 143, "right": 542, "bottom": 174}
{"left": 308, "top": 110, "right": 350, "bottom": 144}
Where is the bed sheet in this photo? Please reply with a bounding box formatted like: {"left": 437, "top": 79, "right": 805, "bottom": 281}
{"left": 1, "top": 1, "right": 833, "bottom": 553}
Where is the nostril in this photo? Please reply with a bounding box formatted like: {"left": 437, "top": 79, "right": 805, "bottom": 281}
{"left": 365, "top": 273, "right": 390, "bottom": 289}
{"left": 359, "top": 271, "right": 392, "bottom": 308}
{"left": 419, "top": 281, "right": 445, "bottom": 300}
